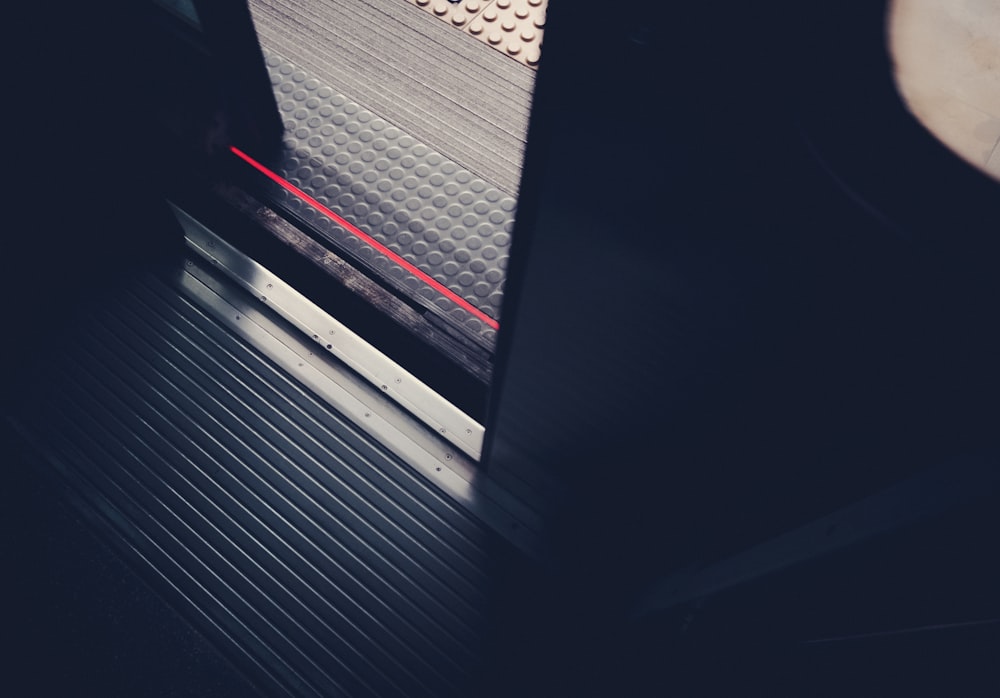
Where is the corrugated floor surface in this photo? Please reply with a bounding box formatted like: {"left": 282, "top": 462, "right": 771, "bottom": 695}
{"left": 8, "top": 259, "right": 511, "bottom": 698}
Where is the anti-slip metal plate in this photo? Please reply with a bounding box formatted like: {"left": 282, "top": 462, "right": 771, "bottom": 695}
{"left": 7, "top": 260, "right": 536, "bottom": 698}
{"left": 257, "top": 51, "right": 516, "bottom": 347}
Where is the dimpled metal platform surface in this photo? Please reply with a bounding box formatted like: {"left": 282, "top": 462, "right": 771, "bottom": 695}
{"left": 263, "top": 51, "right": 516, "bottom": 346}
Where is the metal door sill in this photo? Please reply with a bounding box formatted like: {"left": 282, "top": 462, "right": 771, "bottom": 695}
{"left": 172, "top": 203, "right": 542, "bottom": 557}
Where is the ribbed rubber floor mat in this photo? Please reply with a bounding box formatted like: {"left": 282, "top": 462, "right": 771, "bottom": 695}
{"left": 11, "top": 264, "right": 504, "bottom": 698}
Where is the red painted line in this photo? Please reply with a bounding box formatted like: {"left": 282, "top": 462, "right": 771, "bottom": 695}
{"left": 230, "top": 146, "right": 500, "bottom": 330}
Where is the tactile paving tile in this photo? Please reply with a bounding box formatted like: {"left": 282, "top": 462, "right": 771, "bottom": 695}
{"left": 467, "top": 0, "right": 546, "bottom": 68}
{"left": 407, "top": 0, "right": 492, "bottom": 30}
{"left": 262, "top": 52, "right": 516, "bottom": 346}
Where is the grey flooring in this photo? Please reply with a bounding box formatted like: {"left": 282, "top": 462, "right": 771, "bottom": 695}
{"left": 248, "top": 0, "right": 536, "bottom": 196}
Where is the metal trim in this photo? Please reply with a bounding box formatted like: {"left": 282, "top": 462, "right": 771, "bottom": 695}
{"left": 171, "top": 203, "right": 485, "bottom": 461}
{"left": 171, "top": 253, "right": 543, "bottom": 558}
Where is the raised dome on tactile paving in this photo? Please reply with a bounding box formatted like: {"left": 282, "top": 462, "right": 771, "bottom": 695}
{"left": 408, "top": 0, "right": 547, "bottom": 68}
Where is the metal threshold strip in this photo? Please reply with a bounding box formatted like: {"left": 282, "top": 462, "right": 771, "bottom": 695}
{"left": 171, "top": 202, "right": 542, "bottom": 555}
{"left": 174, "top": 202, "right": 484, "bottom": 459}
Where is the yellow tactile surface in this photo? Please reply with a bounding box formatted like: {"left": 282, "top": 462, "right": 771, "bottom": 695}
{"left": 408, "top": 0, "right": 492, "bottom": 30}
{"left": 407, "top": 0, "right": 547, "bottom": 68}
{"left": 468, "top": 0, "right": 546, "bottom": 67}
